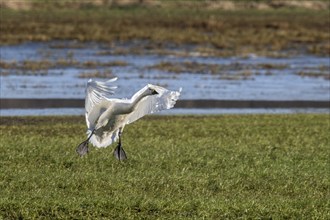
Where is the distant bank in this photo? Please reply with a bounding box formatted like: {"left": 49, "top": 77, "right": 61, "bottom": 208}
{"left": 1, "top": 99, "right": 329, "bottom": 109}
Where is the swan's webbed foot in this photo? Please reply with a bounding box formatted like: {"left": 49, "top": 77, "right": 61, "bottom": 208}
{"left": 76, "top": 130, "right": 94, "bottom": 157}
{"left": 113, "top": 142, "right": 127, "bottom": 161}
{"left": 76, "top": 140, "right": 89, "bottom": 157}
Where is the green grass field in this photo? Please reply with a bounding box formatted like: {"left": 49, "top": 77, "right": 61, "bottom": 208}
{"left": 0, "top": 115, "right": 329, "bottom": 219}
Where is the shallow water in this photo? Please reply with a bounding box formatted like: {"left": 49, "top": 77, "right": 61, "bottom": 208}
{"left": 1, "top": 107, "right": 329, "bottom": 116}
{"left": 0, "top": 41, "right": 329, "bottom": 115}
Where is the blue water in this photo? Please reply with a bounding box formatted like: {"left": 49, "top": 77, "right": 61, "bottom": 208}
{"left": 1, "top": 41, "right": 329, "bottom": 115}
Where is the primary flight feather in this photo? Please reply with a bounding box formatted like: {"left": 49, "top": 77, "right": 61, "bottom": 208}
{"left": 76, "top": 77, "right": 181, "bottom": 160}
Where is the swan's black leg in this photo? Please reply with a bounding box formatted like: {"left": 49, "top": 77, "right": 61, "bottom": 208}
{"left": 76, "top": 130, "right": 94, "bottom": 157}
{"left": 113, "top": 130, "right": 127, "bottom": 161}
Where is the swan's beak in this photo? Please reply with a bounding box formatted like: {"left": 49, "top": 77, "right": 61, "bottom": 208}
{"left": 152, "top": 90, "right": 159, "bottom": 95}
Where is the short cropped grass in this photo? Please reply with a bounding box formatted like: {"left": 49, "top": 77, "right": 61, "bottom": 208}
{"left": 0, "top": 115, "right": 329, "bottom": 219}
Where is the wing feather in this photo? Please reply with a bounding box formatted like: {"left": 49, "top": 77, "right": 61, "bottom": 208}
{"left": 125, "top": 85, "right": 181, "bottom": 124}
{"left": 85, "top": 77, "right": 117, "bottom": 128}
{"left": 85, "top": 77, "right": 117, "bottom": 114}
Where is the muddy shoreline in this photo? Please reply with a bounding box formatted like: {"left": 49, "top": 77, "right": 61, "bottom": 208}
{"left": 1, "top": 98, "right": 328, "bottom": 109}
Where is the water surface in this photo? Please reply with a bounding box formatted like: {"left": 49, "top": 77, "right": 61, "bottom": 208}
{"left": 0, "top": 41, "right": 329, "bottom": 115}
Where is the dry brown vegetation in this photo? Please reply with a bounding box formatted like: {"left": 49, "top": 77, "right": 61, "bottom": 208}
{"left": 1, "top": 0, "right": 329, "bottom": 11}
{"left": 78, "top": 70, "right": 115, "bottom": 78}
{"left": 0, "top": 1, "right": 329, "bottom": 57}
{"left": 0, "top": 60, "right": 129, "bottom": 72}
{"left": 148, "top": 61, "right": 290, "bottom": 74}
{"left": 147, "top": 61, "right": 329, "bottom": 80}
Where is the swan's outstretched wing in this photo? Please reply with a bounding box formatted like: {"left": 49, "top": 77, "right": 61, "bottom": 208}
{"left": 85, "top": 78, "right": 117, "bottom": 128}
{"left": 125, "top": 84, "right": 181, "bottom": 124}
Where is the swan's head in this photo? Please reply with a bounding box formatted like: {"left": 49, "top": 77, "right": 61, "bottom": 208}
{"left": 146, "top": 85, "right": 159, "bottom": 95}
{"left": 150, "top": 88, "right": 159, "bottom": 95}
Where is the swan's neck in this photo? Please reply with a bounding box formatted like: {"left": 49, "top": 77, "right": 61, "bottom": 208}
{"left": 112, "top": 88, "right": 150, "bottom": 115}
{"left": 110, "top": 91, "right": 149, "bottom": 116}
{"left": 131, "top": 91, "right": 148, "bottom": 107}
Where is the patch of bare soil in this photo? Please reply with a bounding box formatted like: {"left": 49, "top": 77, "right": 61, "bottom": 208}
{"left": 1, "top": 0, "right": 329, "bottom": 10}
{"left": 206, "top": 0, "right": 329, "bottom": 10}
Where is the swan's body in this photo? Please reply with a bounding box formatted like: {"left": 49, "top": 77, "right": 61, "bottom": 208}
{"left": 76, "top": 77, "right": 181, "bottom": 160}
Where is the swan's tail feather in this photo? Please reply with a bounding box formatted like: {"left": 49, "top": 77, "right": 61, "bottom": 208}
{"left": 88, "top": 129, "right": 119, "bottom": 148}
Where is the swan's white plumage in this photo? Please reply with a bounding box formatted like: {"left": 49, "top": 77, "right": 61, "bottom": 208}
{"left": 84, "top": 78, "right": 181, "bottom": 148}
{"left": 85, "top": 77, "right": 117, "bottom": 129}
{"left": 125, "top": 84, "right": 181, "bottom": 124}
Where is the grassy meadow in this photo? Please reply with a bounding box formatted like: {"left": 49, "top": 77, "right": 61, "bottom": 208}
{"left": 0, "top": 115, "right": 329, "bottom": 219}
{"left": 0, "top": 1, "right": 329, "bottom": 219}
{"left": 1, "top": 4, "right": 329, "bottom": 56}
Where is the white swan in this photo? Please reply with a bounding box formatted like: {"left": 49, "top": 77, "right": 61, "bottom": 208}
{"left": 76, "top": 77, "right": 181, "bottom": 160}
